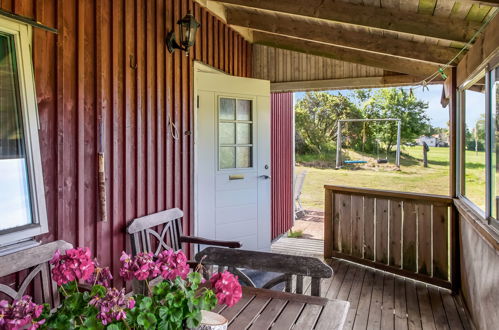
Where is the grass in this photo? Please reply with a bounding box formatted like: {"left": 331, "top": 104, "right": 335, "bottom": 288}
{"left": 297, "top": 146, "right": 486, "bottom": 211}
{"left": 287, "top": 229, "right": 304, "bottom": 238}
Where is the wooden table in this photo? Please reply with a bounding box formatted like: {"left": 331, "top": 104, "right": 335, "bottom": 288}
{"left": 212, "top": 286, "right": 350, "bottom": 330}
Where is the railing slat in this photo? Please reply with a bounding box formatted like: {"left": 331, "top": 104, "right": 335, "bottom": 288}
{"left": 333, "top": 193, "right": 341, "bottom": 251}
{"left": 403, "top": 201, "right": 418, "bottom": 272}
{"left": 389, "top": 200, "right": 403, "bottom": 268}
{"left": 351, "top": 195, "right": 363, "bottom": 258}
{"left": 417, "top": 203, "right": 432, "bottom": 275}
{"left": 432, "top": 205, "right": 449, "bottom": 281}
{"left": 376, "top": 198, "right": 389, "bottom": 265}
{"left": 363, "top": 197, "right": 375, "bottom": 261}
{"left": 338, "top": 193, "right": 352, "bottom": 254}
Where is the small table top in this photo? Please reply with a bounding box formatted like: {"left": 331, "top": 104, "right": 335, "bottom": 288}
{"left": 212, "top": 286, "right": 350, "bottom": 330}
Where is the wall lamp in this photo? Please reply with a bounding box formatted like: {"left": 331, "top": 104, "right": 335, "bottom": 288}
{"left": 166, "top": 11, "right": 200, "bottom": 55}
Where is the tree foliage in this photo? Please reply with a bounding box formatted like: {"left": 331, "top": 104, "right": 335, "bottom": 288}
{"left": 295, "top": 89, "right": 431, "bottom": 156}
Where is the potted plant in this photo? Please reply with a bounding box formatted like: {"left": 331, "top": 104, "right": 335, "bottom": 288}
{"left": 0, "top": 247, "right": 242, "bottom": 330}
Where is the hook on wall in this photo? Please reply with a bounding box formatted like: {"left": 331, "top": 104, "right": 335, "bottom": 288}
{"left": 129, "top": 54, "right": 138, "bottom": 69}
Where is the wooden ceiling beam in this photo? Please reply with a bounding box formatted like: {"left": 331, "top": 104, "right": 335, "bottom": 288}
{"left": 226, "top": 7, "right": 459, "bottom": 65}
{"left": 253, "top": 32, "right": 444, "bottom": 78}
{"left": 212, "top": 0, "right": 482, "bottom": 43}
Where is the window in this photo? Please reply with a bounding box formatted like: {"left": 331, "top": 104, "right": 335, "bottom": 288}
{"left": 218, "top": 97, "right": 253, "bottom": 169}
{"left": 461, "top": 75, "right": 487, "bottom": 212}
{"left": 0, "top": 17, "right": 47, "bottom": 250}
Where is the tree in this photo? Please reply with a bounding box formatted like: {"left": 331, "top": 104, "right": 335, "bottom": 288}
{"left": 295, "top": 92, "right": 362, "bottom": 155}
{"left": 359, "top": 88, "right": 430, "bottom": 153}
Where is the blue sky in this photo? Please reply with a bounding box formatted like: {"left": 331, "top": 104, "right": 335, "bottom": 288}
{"left": 294, "top": 85, "right": 485, "bottom": 129}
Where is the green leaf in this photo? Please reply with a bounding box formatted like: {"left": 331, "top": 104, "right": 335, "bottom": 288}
{"left": 158, "top": 306, "right": 170, "bottom": 321}
{"left": 106, "top": 324, "right": 121, "bottom": 330}
{"left": 137, "top": 312, "right": 157, "bottom": 328}
{"left": 139, "top": 297, "right": 153, "bottom": 311}
{"left": 90, "top": 284, "right": 107, "bottom": 297}
{"left": 185, "top": 310, "right": 202, "bottom": 329}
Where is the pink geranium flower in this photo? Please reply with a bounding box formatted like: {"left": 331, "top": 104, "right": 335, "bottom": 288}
{"left": 156, "top": 249, "right": 189, "bottom": 281}
{"left": 210, "top": 271, "right": 242, "bottom": 307}
{"left": 50, "top": 248, "right": 95, "bottom": 285}
{"left": 0, "top": 296, "right": 45, "bottom": 330}
{"left": 86, "top": 260, "right": 113, "bottom": 287}
{"left": 119, "top": 251, "right": 160, "bottom": 281}
{"left": 89, "top": 288, "right": 135, "bottom": 325}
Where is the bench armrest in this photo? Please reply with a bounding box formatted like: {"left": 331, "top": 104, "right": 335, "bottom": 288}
{"left": 180, "top": 235, "right": 242, "bottom": 249}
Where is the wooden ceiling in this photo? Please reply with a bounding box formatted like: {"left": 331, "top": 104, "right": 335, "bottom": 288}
{"left": 203, "top": 0, "right": 498, "bottom": 79}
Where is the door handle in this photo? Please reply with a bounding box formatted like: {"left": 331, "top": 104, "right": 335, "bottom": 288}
{"left": 259, "top": 175, "right": 271, "bottom": 179}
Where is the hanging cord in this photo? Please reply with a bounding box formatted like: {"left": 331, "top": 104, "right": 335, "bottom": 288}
{"left": 403, "top": 8, "right": 498, "bottom": 92}
{"left": 168, "top": 113, "right": 180, "bottom": 140}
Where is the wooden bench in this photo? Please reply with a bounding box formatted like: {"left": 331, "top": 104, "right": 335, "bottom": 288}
{"left": 0, "top": 240, "right": 73, "bottom": 307}
{"left": 196, "top": 247, "right": 333, "bottom": 296}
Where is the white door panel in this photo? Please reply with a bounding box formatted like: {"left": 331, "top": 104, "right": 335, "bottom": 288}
{"left": 195, "top": 63, "right": 271, "bottom": 252}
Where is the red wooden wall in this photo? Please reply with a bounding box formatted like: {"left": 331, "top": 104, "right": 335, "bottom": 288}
{"left": 0, "top": 0, "right": 251, "bottom": 288}
{"left": 271, "top": 92, "right": 294, "bottom": 239}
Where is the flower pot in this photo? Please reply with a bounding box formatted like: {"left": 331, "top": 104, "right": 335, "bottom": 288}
{"left": 193, "top": 310, "right": 228, "bottom": 330}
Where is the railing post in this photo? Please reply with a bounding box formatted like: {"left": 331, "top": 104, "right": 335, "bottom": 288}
{"left": 324, "top": 187, "right": 334, "bottom": 259}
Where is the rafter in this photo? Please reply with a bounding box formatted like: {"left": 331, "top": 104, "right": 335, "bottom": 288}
{"left": 226, "top": 7, "right": 459, "bottom": 65}
{"left": 213, "top": 0, "right": 482, "bottom": 44}
{"left": 253, "top": 32, "right": 444, "bottom": 78}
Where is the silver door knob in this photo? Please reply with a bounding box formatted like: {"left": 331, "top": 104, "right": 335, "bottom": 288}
{"left": 259, "top": 175, "right": 271, "bottom": 179}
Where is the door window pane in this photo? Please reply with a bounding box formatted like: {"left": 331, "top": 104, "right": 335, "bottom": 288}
{"left": 236, "top": 123, "right": 252, "bottom": 145}
{"left": 236, "top": 147, "right": 252, "bottom": 168}
{"left": 220, "top": 98, "right": 235, "bottom": 120}
{"left": 220, "top": 147, "right": 236, "bottom": 169}
{"left": 218, "top": 97, "right": 253, "bottom": 169}
{"left": 0, "top": 33, "right": 33, "bottom": 231}
{"left": 463, "top": 77, "right": 486, "bottom": 211}
{"left": 236, "top": 99, "right": 251, "bottom": 121}
{"left": 219, "top": 123, "right": 235, "bottom": 145}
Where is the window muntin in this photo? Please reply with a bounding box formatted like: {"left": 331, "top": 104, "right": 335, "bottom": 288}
{"left": 0, "top": 17, "right": 47, "bottom": 249}
{"left": 218, "top": 97, "right": 253, "bottom": 169}
{"left": 462, "top": 76, "right": 487, "bottom": 211}
{"left": 0, "top": 33, "right": 33, "bottom": 231}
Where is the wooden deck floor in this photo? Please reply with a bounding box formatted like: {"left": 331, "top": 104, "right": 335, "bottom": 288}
{"left": 271, "top": 238, "right": 474, "bottom": 330}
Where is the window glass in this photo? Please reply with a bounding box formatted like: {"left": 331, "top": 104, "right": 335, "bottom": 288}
{"left": 218, "top": 97, "right": 253, "bottom": 169}
{"left": 493, "top": 68, "right": 499, "bottom": 219}
{"left": 463, "top": 76, "right": 486, "bottom": 211}
{"left": 0, "top": 33, "right": 33, "bottom": 231}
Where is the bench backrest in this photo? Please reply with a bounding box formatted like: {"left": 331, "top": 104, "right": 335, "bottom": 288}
{"left": 0, "top": 240, "right": 73, "bottom": 307}
{"left": 127, "top": 208, "right": 184, "bottom": 257}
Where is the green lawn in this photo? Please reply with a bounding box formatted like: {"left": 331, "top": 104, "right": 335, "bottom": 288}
{"left": 296, "top": 146, "right": 486, "bottom": 211}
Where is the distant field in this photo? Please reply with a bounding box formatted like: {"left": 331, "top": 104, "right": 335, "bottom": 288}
{"left": 296, "top": 146, "right": 485, "bottom": 211}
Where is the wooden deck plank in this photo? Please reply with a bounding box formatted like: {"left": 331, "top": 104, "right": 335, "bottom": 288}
{"left": 353, "top": 268, "right": 375, "bottom": 330}
{"left": 428, "top": 287, "right": 450, "bottom": 330}
{"left": 406, "top": 280, "right": 422, "bottom": 330}
{"left": 325, "top": 259, "right": 350, "bottom": 299}
{"left": 337, "top": 262, "right": 358, "bottom": 301}
{"left": 315, "top": 299, "right": 351, "bottom": 330}
{"left": 441, "top": 293, "right": 464, "bottom": 330}
{"left": 343, "top": 266, "right": 367, "bottom": 330}
{"left": 367, "top": 271, "right": 384, "bottom": 330}
{"left": 394, "top": 277, "right": 409, "bottom": 330}
{"left": 381, "top": 274, "right": 395, "bottom": 330}
{"left": 416, "top": 283, "right": 436, "bottom": 330}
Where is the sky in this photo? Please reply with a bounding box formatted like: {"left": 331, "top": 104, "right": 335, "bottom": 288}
{"left": 293, "top": 85, "right": 486, "bottom": 129}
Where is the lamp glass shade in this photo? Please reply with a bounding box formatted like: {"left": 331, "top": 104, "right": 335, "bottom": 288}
{"left": 179, "top": 12, "right": 200, "bottom": 49}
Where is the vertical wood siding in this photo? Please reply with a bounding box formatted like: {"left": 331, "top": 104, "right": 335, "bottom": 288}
{"left": 0, "top": 0, "right": 251, "bottom": 288}
{"left": 271, "top": 92, "right": 294, "bottom": 239}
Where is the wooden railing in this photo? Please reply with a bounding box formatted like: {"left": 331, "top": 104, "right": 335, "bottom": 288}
{"left": 324, "top": 185, "right": 455, "bottom": 289}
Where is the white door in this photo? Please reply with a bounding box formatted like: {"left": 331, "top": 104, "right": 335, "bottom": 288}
{"left": 194, "top": 64, "right": 271, "bottom": 251}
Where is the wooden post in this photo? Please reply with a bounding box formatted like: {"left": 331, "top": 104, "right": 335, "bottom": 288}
{"left": 324, "top": 187, "right": 333, "bottom": 258}
{"left": 423, "top": 142, "right": 428, "bottom": 168}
